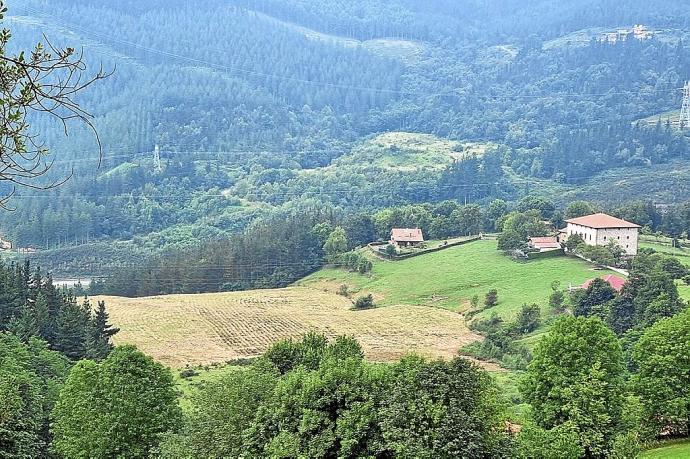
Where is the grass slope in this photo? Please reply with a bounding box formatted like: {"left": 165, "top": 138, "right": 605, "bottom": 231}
{"left": 333, "top": 132, "right": 494, "bottom": 172}
{"left": 98, "top": 287, "right": 480, "bottom": 368}
{"left": 642, "top": 440, "right": 690, "bottom": 458}
{"left": 301, "top": 239, "right": 612, "bottom": 320}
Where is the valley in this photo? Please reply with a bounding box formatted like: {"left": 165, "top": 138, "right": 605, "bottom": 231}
{"left": 101, "top": 239, "right": 611, "bottom": 368}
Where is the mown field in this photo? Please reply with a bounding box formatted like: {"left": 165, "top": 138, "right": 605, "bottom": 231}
{"left": 301, "top": 239, "right": 613, "bottom": 320}
{"left": 99, "top": 240, "right": 615, "bottom": 370}
{"left": 642, "top": 440, "right": 690, "bottom": 458}
{"left": 98, "top": 287, "right": 481, "bottom": 368}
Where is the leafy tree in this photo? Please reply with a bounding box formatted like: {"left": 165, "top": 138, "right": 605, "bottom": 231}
{"left": 0, "top": 334, "right": 69, "bottom": 459}
{"left": 244, "top": 336, "right": 381, "bottom": 458}
{"left": 633, "top": 310, "right": 690, "bottom": 437}
{"left": 521, "top": 316, "right": 626, "bottom": 457}
{"left": 263, "top": 332, "right": 332, "bottom": 375}
{"left": 517, "top": 196, "right": 556, "bottom": 219}
{"left": 498, "top": 211, "right": 549, "bottom": 250}
{"left": 577, "top": 244, "right": 616, "bottom": 267}
{"left": 172, "top": 362, "right": 278, "bottom": 458}
{"left": 379, "top": 356, "right": 508, "bottom": 458}
{"left": 486, "top": 199, "right": 509, "bottom": 231}
{"left": 324, "top": 226, "right": 348, "bottom": 263}
{"left": 514, "top": 422, "right": 583, "bottom": 459}
{"left": 513, "top": 304, "right": 541, "bottom": 334}
{"left": 52, "top": 346, "right": 182, "bottom": 458}
{"left": 549, "top": 281, "right": 566, "bottom": 312}
{"left": 565, "top": 201, "right": 596, "bottom": 219}
{"left": 573, "top": 278, "right": 617, "bottom": 317}
{"left": 565, "top": 233, "right": 585, "bottom": 252}
{"left": 485, "top": 289, "right": 499, "bottom": 308}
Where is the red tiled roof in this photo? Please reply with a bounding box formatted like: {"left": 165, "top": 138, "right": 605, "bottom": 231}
{"left": 581, "top": 274, "right": 627, "bottom": 292}
{"left": 565, "top": 213, "right": 640, "bottom": 229}
{"left": 391, "top": 228, "right": 424, "bottom": 242}
{"left": 528, "top": 237, "right": 561, "bottom": 249}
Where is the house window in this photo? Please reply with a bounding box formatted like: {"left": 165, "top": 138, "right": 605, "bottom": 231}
{"left": 604, "top": 236, "right": 607, "bottom": 241}
{"left": 617, "top": 236, "right": 620, "bottom": 239}
{"left": 627, "top": 236, "right": 630, "bottom": 239}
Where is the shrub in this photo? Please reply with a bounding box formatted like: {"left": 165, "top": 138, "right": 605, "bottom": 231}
{"left": 337, "top": 284, "right": 350, "bottom": 297}
{"left": 338, "top": 252, "right": 373, "bottom": 274}
{"left": 384, "top": 244, "right": 397, "bottom": 257}
{"left": 353, "top": 294, "right": 375, "bottom": 310}
{"left": 485, "top": 289, "right": 499, "bottom": 308}
{"left": 513, "top": 304, "right": 541, "bottom": 334}
{"left": 609, "top": 432, "right": 642, "bottom": 459}
{"left": 179, "top": 368, "right": 199, "bottom": 379}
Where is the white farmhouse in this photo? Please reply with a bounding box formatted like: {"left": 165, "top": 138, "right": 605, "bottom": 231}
{"left": 563, "top": 213, "right": 640, "bottom": 256}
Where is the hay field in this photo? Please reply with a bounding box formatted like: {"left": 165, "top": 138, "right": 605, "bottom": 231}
{"left": 98, "top": 287, "right": 480, "bottom": 368}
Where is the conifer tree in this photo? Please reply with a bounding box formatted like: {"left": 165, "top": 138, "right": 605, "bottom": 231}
{"left": 86, "top": 300, "right": 119, "bottom": 360}
{"left": 54, "top": 298, "right": 89, "bottom": 360}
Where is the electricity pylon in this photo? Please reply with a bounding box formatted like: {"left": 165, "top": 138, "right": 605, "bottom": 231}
{"left": 681, "top": 81, "right": 690, "bottom": 129}
{"left": 153, "top": 144, "right": 162, "bottom": 172}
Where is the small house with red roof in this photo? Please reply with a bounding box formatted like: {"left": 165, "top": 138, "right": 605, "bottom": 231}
{"left": 528, "top": 236, "right": 561, "bottom": 252}
{"left": 390, "top": 228, "right": 424, "bottom": 248}
{"left": 581, "top": 274, "right": 627, "bottom": 293}
{"left": 564, "top": 213, "right": 640, "bottom": 255}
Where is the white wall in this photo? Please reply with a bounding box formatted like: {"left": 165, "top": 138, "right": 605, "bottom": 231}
{"left": 566, "top": 223, "right": 639, "bottom": 255}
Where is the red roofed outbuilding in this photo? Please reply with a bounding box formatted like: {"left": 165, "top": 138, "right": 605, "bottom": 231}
{"left": 528, "top": 237, "right": 561, "bottom": 252}
{"left": 581, "top": 274, "right": 627, "bottom": 293}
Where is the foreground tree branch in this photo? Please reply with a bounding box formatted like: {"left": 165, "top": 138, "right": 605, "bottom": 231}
{"left": 0, "top": 1, "right": 109, "bottom": 208}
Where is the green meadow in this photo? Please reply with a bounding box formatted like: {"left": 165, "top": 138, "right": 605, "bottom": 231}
{"left": 301, "top": 239, "right": 612, "bottom": 320}
{"left": 642, "top": 440, "right": 690, "bottom": 459}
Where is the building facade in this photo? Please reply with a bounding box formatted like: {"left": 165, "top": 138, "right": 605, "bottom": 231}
{"left": 390, "top": 228, "right": 424, "bottom": 248}
{"left": 564, "top": 213, "right": 640, "bottom": 256}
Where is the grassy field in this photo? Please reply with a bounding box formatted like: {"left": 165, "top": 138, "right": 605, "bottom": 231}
{"left": 640, "top": 240, "right": 690, "bottom": 266}
{"left": 97, "top": 287, "right": 481, "bottom": 368}
{"left": 642, "top": 440, "right": 690, "bottom": 458}
{"left": 301, "top": 239, "right": 613, "bottom": 320}
{"left": 334, "top": 132, "right": 494, "bottom": 172}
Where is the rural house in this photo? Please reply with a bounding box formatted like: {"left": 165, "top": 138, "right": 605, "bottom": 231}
{"left": 528, "top": 236, "right": 561, "bottom": 252}
{"left": 390, "top": 228, "right": 424, "bottom": 248}
{"left": 563, "top": 213, "right": 640, "bottom": 255}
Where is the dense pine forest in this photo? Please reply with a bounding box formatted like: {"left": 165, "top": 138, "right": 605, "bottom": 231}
{"left": 1, "top": 0, "right": 690, "bottom": 281}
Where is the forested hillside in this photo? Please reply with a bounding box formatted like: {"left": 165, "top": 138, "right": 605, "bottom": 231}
{"left": 2, "top": 0, "right": 690, "bottom": 277}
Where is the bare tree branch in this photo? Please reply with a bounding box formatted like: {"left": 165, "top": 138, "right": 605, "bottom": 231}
{"left": 0, "top": 2, "right": 110, "bottom": 208}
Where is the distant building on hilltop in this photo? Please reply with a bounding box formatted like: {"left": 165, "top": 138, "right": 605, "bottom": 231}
{"left": 390, "top": 228, "right": 424, "bottom": 248}
{"left": 0, "top": 237, "right": 11, "bottom": 251}
{"left": 563, "top": 213, "right": 640, "bottom": 255}
{"left": 599, "top": 24, "right": 654, "bottom": 44}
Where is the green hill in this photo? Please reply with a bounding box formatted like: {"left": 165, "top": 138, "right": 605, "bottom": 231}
{"left": 300, "top": 239, "right": 612, "bottom": 320}
{"left": 333, "top": 132, "right": 495, "bottom": 172}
